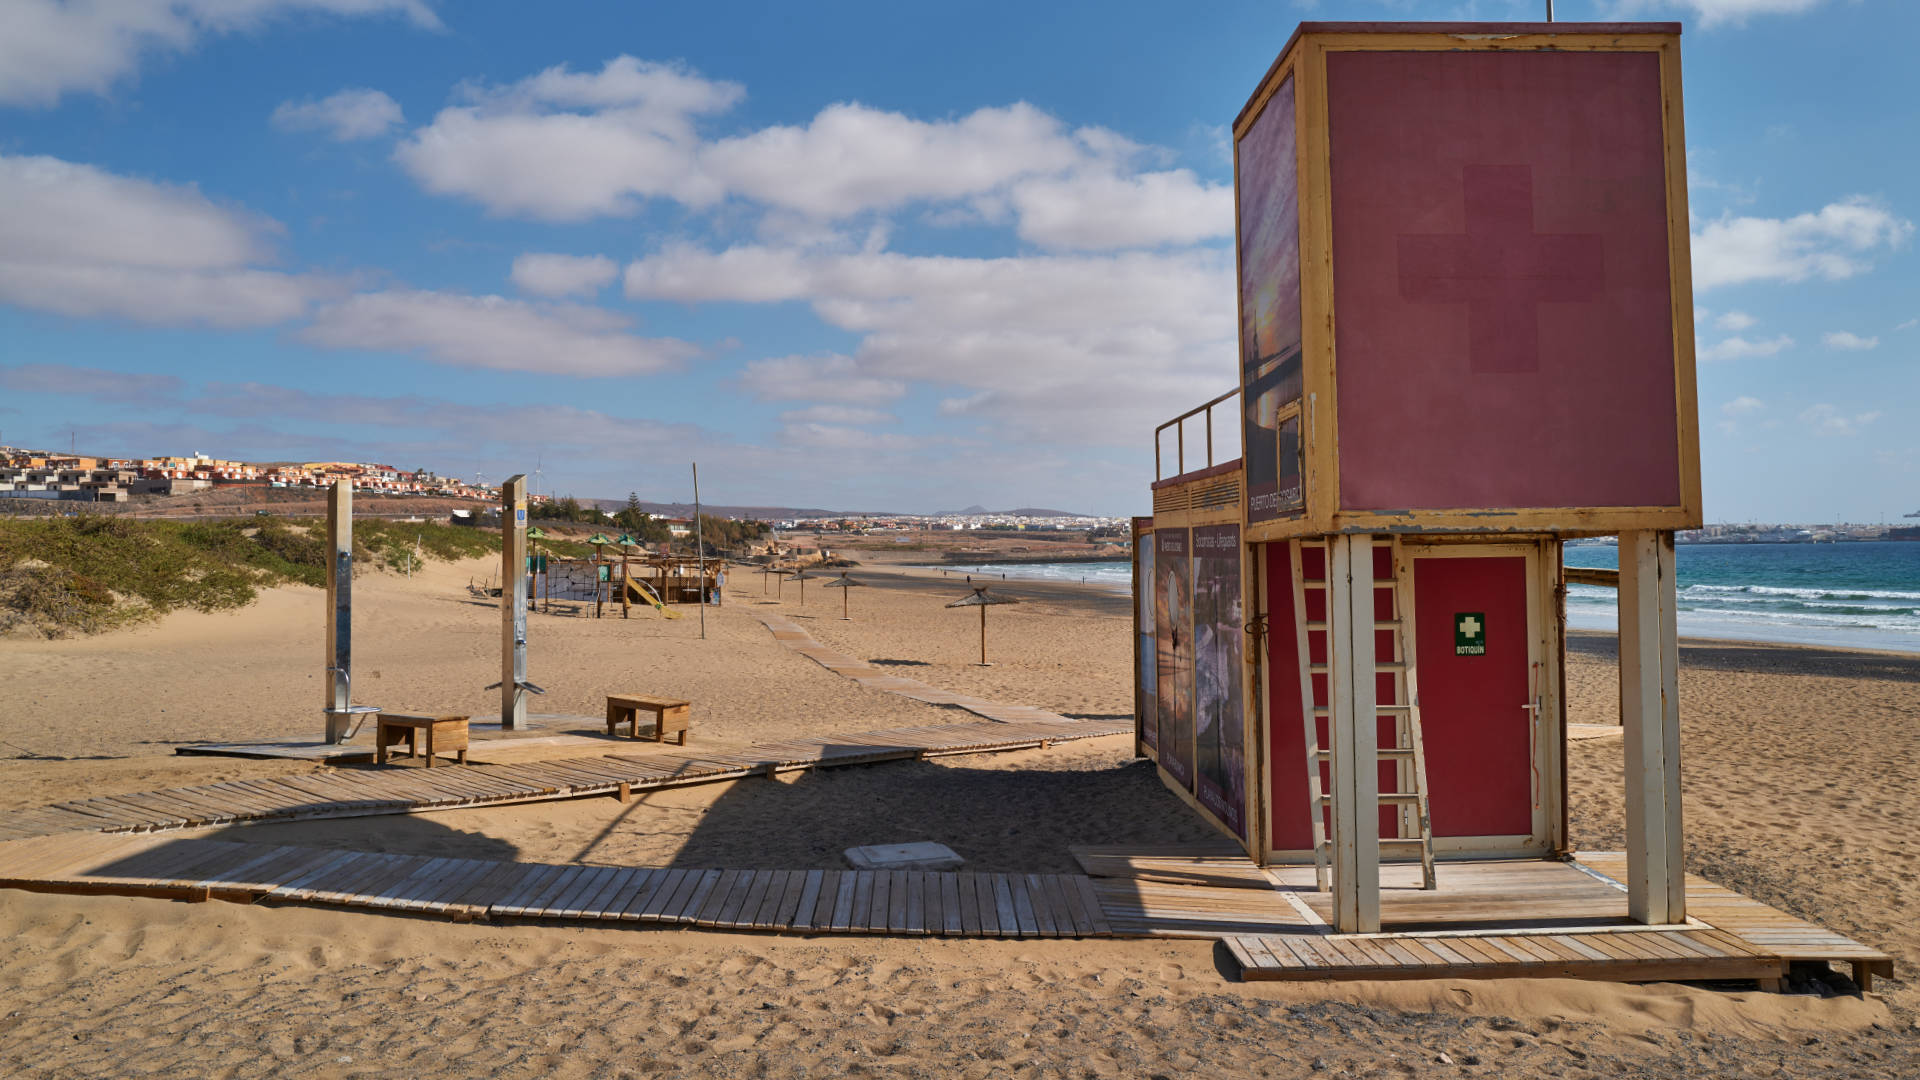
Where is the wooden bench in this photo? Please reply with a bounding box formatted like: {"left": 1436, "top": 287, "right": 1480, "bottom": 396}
{"left": 606, "top": 694, "right": 690, "bottom": 745}
{"left": 375, "top": 713, "right": 470, "bottom": 767}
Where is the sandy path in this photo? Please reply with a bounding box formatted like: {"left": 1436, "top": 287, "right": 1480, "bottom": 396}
{"left": 1, "top": 558, "right": 1916, "bottom": 1076}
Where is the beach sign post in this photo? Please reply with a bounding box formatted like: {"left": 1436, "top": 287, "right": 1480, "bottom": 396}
{"left": 946, "top": 585, "right": 1020, "bottom": 666}
{"left": 823, "top": 571, "right": 865, "bottom": 620}
{"left": 322, "top": 479, "right": 357, "bottom": 743}
{"left": 499, "top": 474, "right": 532, "bottom": 730}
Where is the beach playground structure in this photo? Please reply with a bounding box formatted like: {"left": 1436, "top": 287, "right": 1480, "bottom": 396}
{"left": 1128, "top": 21, "right": 1890, "bottom": 980}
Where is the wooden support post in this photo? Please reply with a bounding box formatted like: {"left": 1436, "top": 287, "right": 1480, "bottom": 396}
{"left": 501, "top": 475, "right": 529, "bottom": 731}
{"left": 621, "top": 550, "right": 631, "bottom": 619}
{"left": 1620, "top": 529, "right": 1684, "bottom": 924}
{"left": 1328, "top": 534, "right": 1380, "bottom": 933}
{"left": 324, "top": 480, "right": 352, "bottom": 744}
{"left": 979, "top": 604, "right": 988, "bottom": 665}
{"left": 616, "top": 781, "right": 631, "bottom": 804}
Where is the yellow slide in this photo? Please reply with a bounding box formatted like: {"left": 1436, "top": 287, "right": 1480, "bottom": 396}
{"left": 626, "top": 579, "right": 684, "bottom": 618}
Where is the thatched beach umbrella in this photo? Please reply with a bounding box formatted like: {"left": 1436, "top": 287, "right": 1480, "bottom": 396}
{"left": 823, "top": 571, "right": 865, "bottom": 621}
{"left": 946, "top": 585, "right": 1020, "bottom": 666}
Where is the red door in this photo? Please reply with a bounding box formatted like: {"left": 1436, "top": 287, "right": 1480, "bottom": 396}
{"left": 1412, "top": 553, "right": 1535, "bottom": 839}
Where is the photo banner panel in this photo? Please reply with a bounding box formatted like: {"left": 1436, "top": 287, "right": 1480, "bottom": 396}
{"left": 1192, "top": 524, "right": 1247, "bottom": 837}
{"left": 1138, "top": 540, "right": 1159, "bottom": 753}
{"left": 1237, "top": 74, "right": 1304, "bottom": 523}
{"left": 1155, "top": 528, "right": 1194, "bottom": 788}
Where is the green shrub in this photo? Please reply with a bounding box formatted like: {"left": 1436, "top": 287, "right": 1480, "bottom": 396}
{"left": 0, "top": 515, "right": 495, "bottom": 638}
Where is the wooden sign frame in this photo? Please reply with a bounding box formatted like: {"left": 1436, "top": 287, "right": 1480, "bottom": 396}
{"left": 1233, "top": 24, "right": 1701, "bottom": 543}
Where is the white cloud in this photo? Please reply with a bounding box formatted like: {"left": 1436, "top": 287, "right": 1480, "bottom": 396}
{"left": 298, "top": 290, "right": 698, "bottom": 376}
{"left": 1007, "top": 169, "right": 1231, "bottom": 251}
{"left": 702, "top": 102, "right": 1093, "bottom": 219}
{"left": 1692, "top": 197, "right": 1913, "bottom": 290}
{"left": 631, "top": 243, "right": 1234, "bottom": 443}
{"left": 779, "top": 404, "right": 897, "bottom": 426}
{"left": 510, "top": 253, "right": 619, "bottom": 298}
{"left": 1714, "top": 310, "right": 1757, "bottom": 331}
{"left": 392, "top": 56, "right": 741, "bottom": 221}
{"left": 1822, "top": 330, "right": 1879, "bottom": 351}
{"left": 1721, "top": 396, "right": 1766, "bottom": 416}
{"left": 778, "top": 423, "right": 916, "bottom": 452}
{"left": 739, "top": 354, "right": 906, "bottom": 405}
{"left": 0, "top": 0, "right": 438, "bottom": 108}
{"left": 1799, "top": 403, "right": 1881, "bottom": 436}
{"left": 396, "top": 57, "right": 1223, "bottom": 250}
{"left": 0, "top": 153, "right": 335, "bottom": 327}
{"left": 0, "top": 363, "right": 183, "bottom": 401}
{"left": 1614, "top": 0, "right": 1826, "bottom": 28}
{"left": 272, "top": 88, "right": 404, "bottom": 140}
{"left": 1698, "top": 333, "right": 1794, "bottom": 362}
{"left": 1896, "top": 317, "right": 1917, "bottom": 331}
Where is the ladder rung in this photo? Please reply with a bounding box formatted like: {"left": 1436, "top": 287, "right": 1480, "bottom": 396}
{"left": 1316, "top": 837, "right": 1429, "bottom": 849}
{"left": 1312, "top": 747, "right": 1415, "bottom": 761}
{"left": 1301, "top": 579, "right": 1398, "bottom": 589}
{"left": 1318, "top": 793, "right": 1423, "bottom": 806}
{"left": 1298, "top": 539, "right": 1394, "bottom": 548}
{"left": 1303, "top": 620, "right": 1398, "bottom": 631}
{"left": 1307, "top": 662, "right": 1407, "bottom": 674}
{"left": 1311, "top": 704, "right": 1411, "bottom": 715}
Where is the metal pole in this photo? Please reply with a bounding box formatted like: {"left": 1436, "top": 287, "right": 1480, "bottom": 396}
{"left": 693, "top": 463, "right": 706, "bottom": 640}
{"left": 1545, "top": 0, "right": 1555, "bottom": 20}
{"left": 501, "top": 474, "right": 529, "bottom": 730}
{"left": 324, "top": 480, "right": 352, "bottom": 743}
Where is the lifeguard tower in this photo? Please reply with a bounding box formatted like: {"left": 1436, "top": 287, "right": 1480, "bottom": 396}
{"left": 1135, "top": 22, "right": 1699, "bottom": 936}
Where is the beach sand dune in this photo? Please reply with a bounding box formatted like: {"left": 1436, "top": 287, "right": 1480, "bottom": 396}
{"left": 1, "top": 554, "right": 1915, "bottom": 1077}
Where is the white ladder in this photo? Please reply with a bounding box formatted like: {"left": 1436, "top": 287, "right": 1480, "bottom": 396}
{"left": 1290, "top": 535, "right": 1436, "bottom": 891}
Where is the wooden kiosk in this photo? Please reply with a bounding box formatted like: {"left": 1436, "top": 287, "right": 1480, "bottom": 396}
{"left": 1136, "top": 23, "right": 1697, "bottom": 935}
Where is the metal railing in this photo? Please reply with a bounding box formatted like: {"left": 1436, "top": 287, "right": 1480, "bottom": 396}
{"left": 1153, "top": 388, "right": 1240, "bottom": 481}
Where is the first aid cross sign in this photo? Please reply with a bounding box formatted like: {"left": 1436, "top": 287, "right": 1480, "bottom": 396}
{"left": 1455, "top": 613, "right": 1486, "bottom": 656}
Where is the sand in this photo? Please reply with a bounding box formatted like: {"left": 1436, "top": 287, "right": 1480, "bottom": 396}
{"left": 1, "top": 551, "right": 1916, "bottom": 1078}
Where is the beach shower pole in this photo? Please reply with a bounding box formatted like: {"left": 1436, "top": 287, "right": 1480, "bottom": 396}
{"left": 324, "top": 480, "right": 352, "bottom": 743}
{"left": 692, "top": 462, "right": 706, "bottom": 640}
{"left": 501, "top": 474, "right": 530, "bottom": 730}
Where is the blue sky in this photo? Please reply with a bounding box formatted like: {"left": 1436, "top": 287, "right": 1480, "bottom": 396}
{"left": 0, "top": 0, "right": 1913, "bottom": 519}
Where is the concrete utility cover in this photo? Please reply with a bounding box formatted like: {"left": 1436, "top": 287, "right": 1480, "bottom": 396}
{"left": 844, "top": 842, "right": 964, "bottom": 871}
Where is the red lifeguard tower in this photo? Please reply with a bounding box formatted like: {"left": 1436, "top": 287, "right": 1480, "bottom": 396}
{"left": 1135, "top": 22, "right": 1699, "bottom": 936}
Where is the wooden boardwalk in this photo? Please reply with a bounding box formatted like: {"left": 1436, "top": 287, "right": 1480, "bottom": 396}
{"left": 0, "top": 715, "right": 1126, "bottom": 845}
{"left": 1076, "top": 845, "right": 1894, "bottom": 987}
{"left": 1224, "top": 926, "right": 1786, "bottom": 984}
{"left": 757, "top": 615, "right": 1079, "bottom": 724}
{"left": 0, "top": 833, "right": 1126, "bottom": 938}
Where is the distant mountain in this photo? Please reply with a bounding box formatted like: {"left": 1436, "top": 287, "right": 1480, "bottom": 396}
{"left": 937, "top": 506, "right": 1085, "bottom": 518}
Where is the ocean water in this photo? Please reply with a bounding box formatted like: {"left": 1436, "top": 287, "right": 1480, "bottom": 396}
{"left": 934, "top": 542, "right": 1920, "bottom": 654}
{"left": 1564, "top": 541, "right": 1920, "bottom": 654}
{"left": 924, "top": 561, "right": 1133, "bottom": 592}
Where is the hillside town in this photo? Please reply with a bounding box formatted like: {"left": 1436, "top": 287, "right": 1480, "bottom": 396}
{"left": 0, "top": 447, "right": 502, "bottom": 503}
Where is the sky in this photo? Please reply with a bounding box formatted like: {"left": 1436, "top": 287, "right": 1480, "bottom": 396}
{"left": 0, "top": 0, "right": 1914, "bottom": 520}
